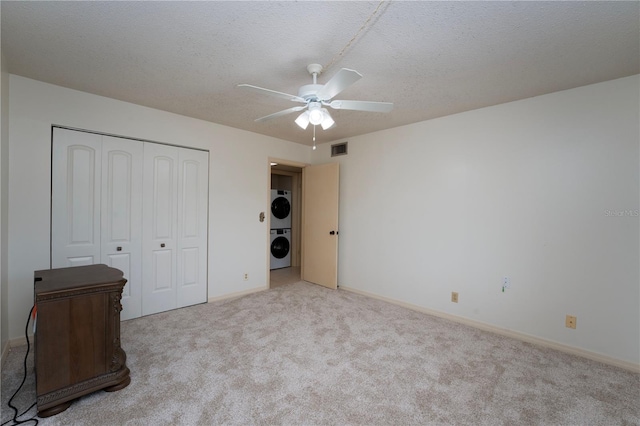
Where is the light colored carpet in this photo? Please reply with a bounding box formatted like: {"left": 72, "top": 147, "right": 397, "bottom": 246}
{"left": 2, "top": 281, "right": 639, "bottom": 425}
{"left": 270, "top": 266, "right": 301, "bottom": 289}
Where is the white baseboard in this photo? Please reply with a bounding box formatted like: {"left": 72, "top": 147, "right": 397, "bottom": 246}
{"left": 208, "top": 285, "right": 268, "bottom": 303}
{"left": 340, "top": 285, "right": 640, "bottom": 373}
{"left": 1, "top": 340, "right": 9, "bottom": 369}
{"left": 1, "top": 335, "right": 31, "bottom": 369}
{"left": 9, "top": 335, "right": 29, "bottom": 347}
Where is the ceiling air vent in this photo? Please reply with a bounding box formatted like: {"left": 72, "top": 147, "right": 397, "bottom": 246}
{"left": 331, "top": 142, "right": 348, "bottom": 157}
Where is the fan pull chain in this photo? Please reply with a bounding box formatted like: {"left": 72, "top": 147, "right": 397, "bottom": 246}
{"left": 323, "top": 0, "right": 387, "bottom": 73}
{"left": 313, "top": 126, "right": 317, "bottom": 150}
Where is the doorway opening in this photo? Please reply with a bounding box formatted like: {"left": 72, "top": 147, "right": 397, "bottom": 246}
{"left": 269, "top": 160, "right": 303, "bottom": 288}
{"left": 268, "top": 158, "right": 340, "bottom": 290}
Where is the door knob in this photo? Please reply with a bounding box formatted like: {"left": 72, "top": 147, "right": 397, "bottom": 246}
{"left": 329, "top": 231, "right": 335, "bottom": 235}
{"left": 161, "top": 243, "right": 165, "bottom": 248}
{"left": 117, "top": 246, "right": 122, "bottom": 251}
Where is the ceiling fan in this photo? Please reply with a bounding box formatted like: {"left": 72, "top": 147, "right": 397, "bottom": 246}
{"left": 238, "top": 64, "right": 393, "bottom": 131}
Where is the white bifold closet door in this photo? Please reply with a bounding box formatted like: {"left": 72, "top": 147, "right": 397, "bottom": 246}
{"left": 175, "top": 148, "right": 209, "bottom": 310}
{"left": 101, "top": 135, "right": 143, "bottom": 320}
{"left": 51, "top": 129, "right": 103, "bottom": 269}
{"left": 141, "top": 144, "right": 208, "bottom": 316}
{"left": 52, "top": 129, "right": 143, "bottom": 320}
{"left": 51, "top": 127, "right": 208, "bottom": 320}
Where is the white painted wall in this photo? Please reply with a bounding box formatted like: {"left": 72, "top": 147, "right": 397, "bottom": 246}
{"left": 7, "top": 75, "right": 310, "bottom": 340}
{"left": 1, "top": 51, "right": 9, "bottom": 355}
{"left": 313, "top": 75, "right": 640, "bottom": 366}
{"left": 6, "top": 72, "right": 638, "bottom": 367}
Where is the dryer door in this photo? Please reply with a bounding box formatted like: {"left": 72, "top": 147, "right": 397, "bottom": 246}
{"left": 270, "top": 229, "right": 291, "bottom": 270}
{"left": 271, "top": 190, "right": 292, "bottom": 229}
{"left": 271, "top": 235, "right": 290, "bottom": 259}
{"left": 271, "top": 193, "right": 291, "bottom": 220}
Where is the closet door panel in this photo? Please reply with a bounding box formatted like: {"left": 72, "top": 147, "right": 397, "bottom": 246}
{"left": 152, "top": 249, "right": 174, "bottom": 290}
{"left": 142, "top": 143, "right": 179, "bottom": 316}
{"left": 177, "top": 149, "right": 209, "bottom": 308}
{"left": 51, "top": 128, "right": 102, "bottom": 268}
{"left": 101, "top": 136, "right": 143, "bottom": 320}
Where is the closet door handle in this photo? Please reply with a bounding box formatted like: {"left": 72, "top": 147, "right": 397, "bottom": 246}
{"left": 160, "top": 243, "right": 165, "bottom": 248}
{"left": 116, "top": 246, "right": 122, "bottom": 251}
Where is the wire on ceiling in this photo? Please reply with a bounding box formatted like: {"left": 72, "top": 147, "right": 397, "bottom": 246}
{"left": 322, "top": 0, "right": 387, "bottom": 73}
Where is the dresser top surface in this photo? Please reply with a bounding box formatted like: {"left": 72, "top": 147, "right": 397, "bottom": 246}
{"left": 35, "top": 264, "right": 125, "bottom": 294}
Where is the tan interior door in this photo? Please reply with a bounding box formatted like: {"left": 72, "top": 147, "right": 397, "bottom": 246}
{"left": 302, "top": 162, "right": 339, "bottom": 289}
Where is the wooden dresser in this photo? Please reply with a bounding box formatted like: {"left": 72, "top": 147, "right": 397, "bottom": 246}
{"left": 34, "top": 264, "right": 131, "bottom": 417}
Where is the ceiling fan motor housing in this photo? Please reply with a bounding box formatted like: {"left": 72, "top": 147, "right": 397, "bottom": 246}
{"left": 298, "top": 84, "right": 323, "bottom": 101}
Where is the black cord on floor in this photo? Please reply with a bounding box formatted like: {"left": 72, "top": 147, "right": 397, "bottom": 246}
{"left": 0, "top": 403, "right": 36, "bottom": 426}
{"left": 1, "top": 305, "right": 38, "bottom": 426}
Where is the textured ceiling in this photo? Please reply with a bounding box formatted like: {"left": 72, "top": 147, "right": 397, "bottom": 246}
{"left": 2, "top": 1, "right": 638, "bottom": 146}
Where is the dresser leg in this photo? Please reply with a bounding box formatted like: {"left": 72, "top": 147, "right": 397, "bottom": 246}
{"left": 37, "top": 401, "right": 72, "bottom": 418}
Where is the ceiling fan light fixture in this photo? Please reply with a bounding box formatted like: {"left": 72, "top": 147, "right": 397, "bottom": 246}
{"left": 295, "top": 111, "right": 310, "bottom": 129}
{"left": 308, "top": 107, "right": 324, "bottom": 126}
{"left": 320, "top": 109, "right": 335, "bottom": 130}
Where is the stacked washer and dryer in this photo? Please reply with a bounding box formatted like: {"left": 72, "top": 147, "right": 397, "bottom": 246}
{"left": 270, "top": 189, "right": 292, "bottom": 269}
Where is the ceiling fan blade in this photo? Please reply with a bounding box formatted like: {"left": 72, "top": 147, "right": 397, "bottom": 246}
{"left": 316, "top": 68, "right": 362, "bottom": 100}
{"left": 328, "top": 100, "right": 394, "bottom": 113}
{"left": 255, "top": 106, "right": 307, "bottom": 123}
{"left": 237, "top": 84, "right": 305, "bottom": 103}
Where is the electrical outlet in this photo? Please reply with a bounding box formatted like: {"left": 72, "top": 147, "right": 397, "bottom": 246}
{"left": 565, "top": 315, "right": 577, "bottom": 329}
{"left": 451, "top": 292, "right": 459, "bottom": 303}
{"left": 502, "top": 276, "right": 511, "bottom": 289}
{"left": 244, "top": 273, "right": 248, "bottom": 281}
